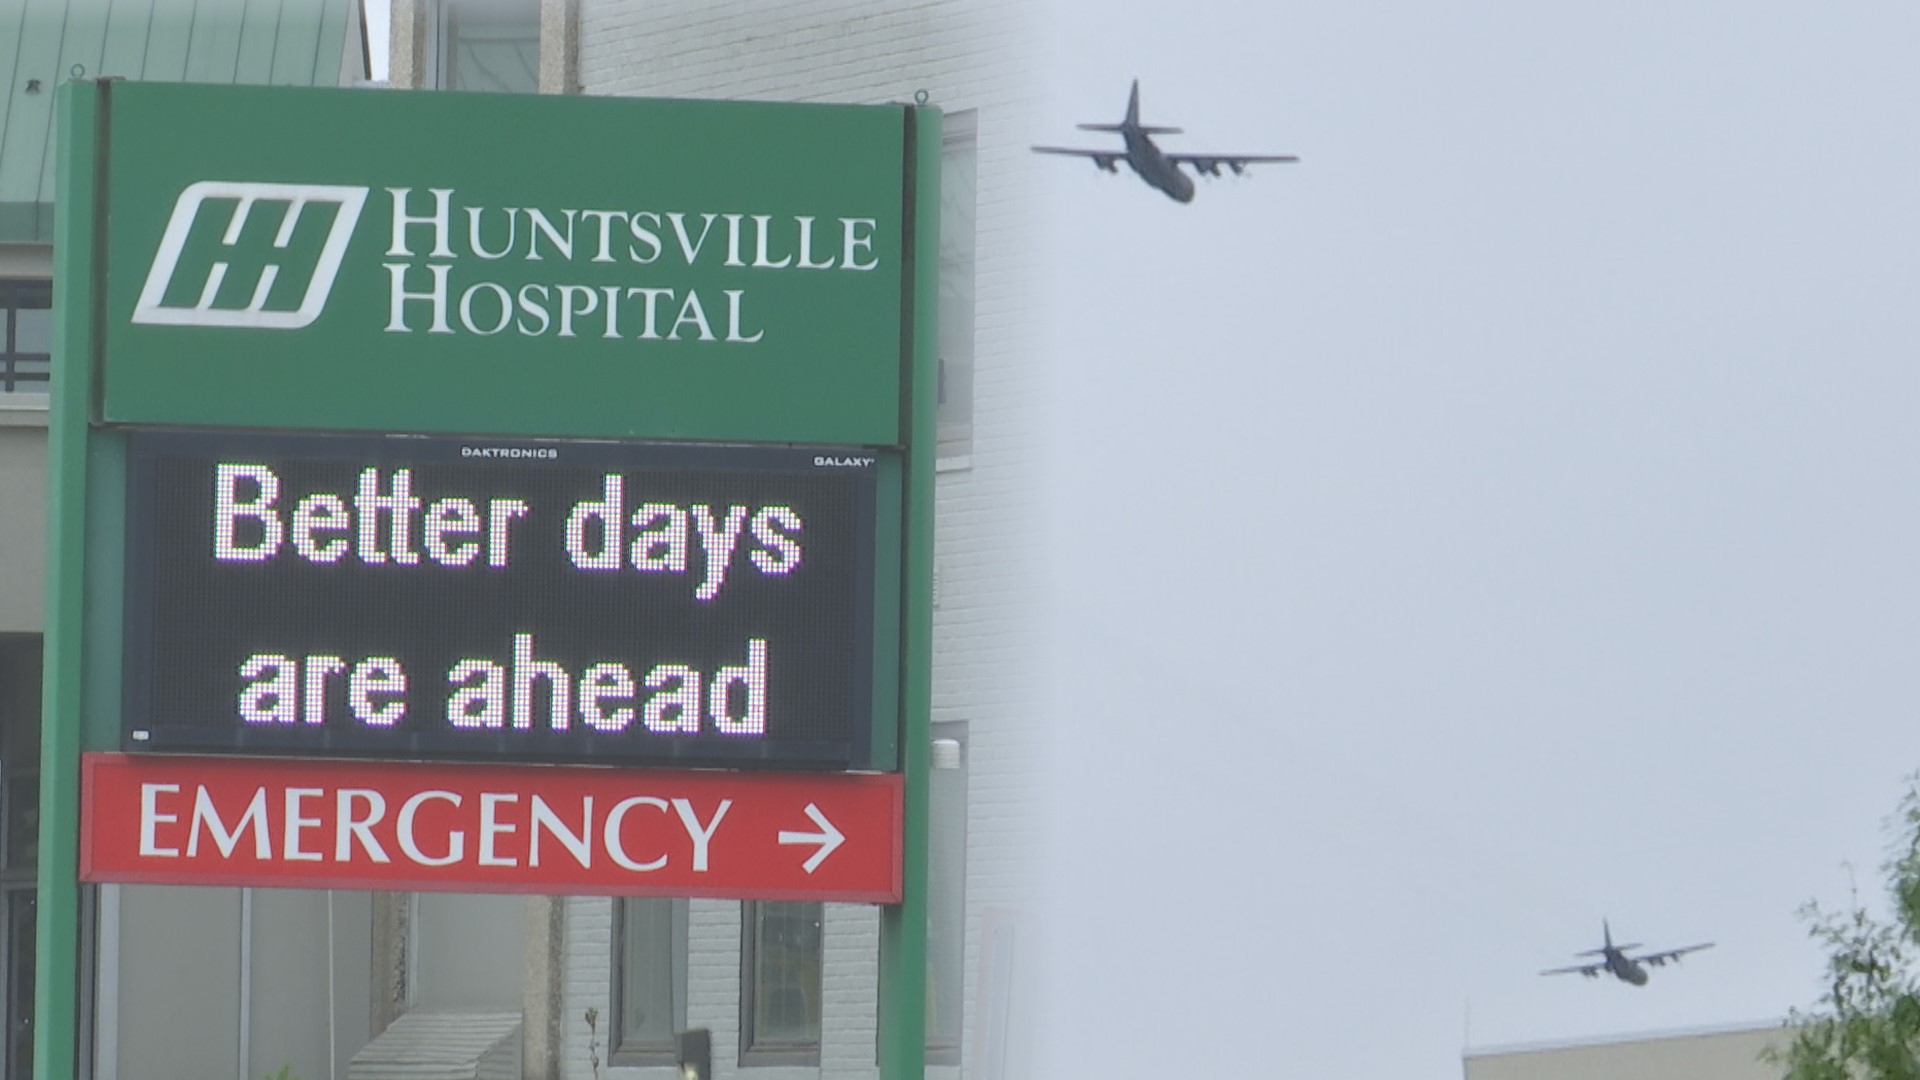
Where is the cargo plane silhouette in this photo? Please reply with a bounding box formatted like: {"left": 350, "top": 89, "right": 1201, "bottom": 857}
{"left": 1540, "top": 921, "right": 1715, "bottom": 986}
{"left": 1031, "top": 80, "right": 1298, "bottom": 203}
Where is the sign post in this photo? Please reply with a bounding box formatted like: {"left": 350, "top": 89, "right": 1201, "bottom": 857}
{"left": 880, "top": 106, "right": 941, "bottom": 1080}
{"left": 43, "top": 79, "right": 937, "bottom": 1080}
{"left": 35, "top": 78, "right": 103, "bottom": 1080}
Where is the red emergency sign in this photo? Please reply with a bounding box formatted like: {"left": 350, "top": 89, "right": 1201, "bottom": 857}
{"left": 81, "top": 753, "right": 903, "bottom": 902}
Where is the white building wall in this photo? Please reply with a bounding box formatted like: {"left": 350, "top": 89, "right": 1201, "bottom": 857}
{"left": 562, "top": 3, "right": 1040, "bottom": 1079}
{"left": 1464, "top": 1023, "right": 1789, "bottom": 1080}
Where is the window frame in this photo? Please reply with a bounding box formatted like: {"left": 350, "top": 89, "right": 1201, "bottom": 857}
{"left": 0, "top": 280, "right": 52, "bottom": 396}
{"left": 739, "top": 900, "right": 824, "bottom": 1067}
{"left": 0, "top": 636, "right": 41, "bottom": 1080}
{"left": 926, "top": 720, "right": 969, "bottom": 1063}
{"left": 875, "top": 720, "right": 967, "bottom": 1066}
{"left": 935, "top": 110, "right": 979, "bottom": 467}
{"left": 608, "top": 896, "right": 689, "bottom": 1067}
{"left": 430, "top": 0, "right": 540, "bottom": 93}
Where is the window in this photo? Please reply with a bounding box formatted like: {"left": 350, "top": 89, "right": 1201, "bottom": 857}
{"left": 875, "top": 721, "right": 968, "bottom": 1067}
{"left": 0, "top": 637, "right": 40, "bottom": 1080}
{"left": 611, "top": 898, "right": 687, "bottom": 1065}
{"left": 937, "top": 113, "right": 977, "bottom": 464}
{"left": 740, "top": 901, "right": 822, "bottom": 1065}
{"left": 0, "top": 281, "right": 50, "bottom": 395}
{"left": 432, "top": 0, "right": 538, "bottom": 93}
{"left": 926, "top": 722, "right": 968, "bottom": 1062}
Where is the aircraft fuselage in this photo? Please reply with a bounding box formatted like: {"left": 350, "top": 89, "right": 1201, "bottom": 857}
{"left": 1606, "top": 950, "right": 1649, "bottom": 986}
{"left": 1123, "top": 129, "right": 1195, "bottom": 204}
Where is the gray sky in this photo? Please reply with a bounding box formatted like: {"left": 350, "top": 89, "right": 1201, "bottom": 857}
{"left": 365, "top": 3, "right": 389, "bottom": 80}
{"left": 1028, "top": 2, "right": 1920, "bottom": 1077}
{"left": 371, "top": 2, "right": 1920, "bottom": 1073}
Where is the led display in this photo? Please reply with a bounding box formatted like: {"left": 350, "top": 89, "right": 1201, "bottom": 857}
{"left": 123, "top": 430, "right": 881, "bottom": 769}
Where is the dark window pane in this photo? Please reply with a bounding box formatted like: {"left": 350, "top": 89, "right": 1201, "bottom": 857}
{"left": 441, "top": 0, "right": 538, "bottom": 93}
{"left": 4, "top": 779, "right": 34, "bottom": 873}
{"left": 749, "top": 902, "right": 821, "bottom": 1047}
{"left": 12, "top": 305, "right": 47, "bottom": 355}
{"left": 5, "top": 889, "right": 33, "bottom": 1079}
{"left": 0, "top": 637, "right": 40, "bottom": 873}
{"left": 618, "top": 898, "right": 676, "bottom": 1049}
{"left": 0, "top": 282, "right": 51, "bottom": 393}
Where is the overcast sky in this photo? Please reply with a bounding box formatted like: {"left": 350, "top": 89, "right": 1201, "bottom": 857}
{"left": 1028, "top": 2, "right": 1920, "bottom": 1077}
{"left": 365, "top": 3, "right": 1920, "bottom": 1075}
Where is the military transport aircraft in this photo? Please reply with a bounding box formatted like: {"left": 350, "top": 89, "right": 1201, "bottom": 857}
{"left": 1031, "top": 80, "right": 1299, "bottom": 203}
{"left": 1540, "top": 921, "right": 1715, "bottom": 986}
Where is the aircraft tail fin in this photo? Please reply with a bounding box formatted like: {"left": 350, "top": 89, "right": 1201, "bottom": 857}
{"left": 1574, "top": 920, "right": 1616, "bottom": 956}
{"left": 1124, "top": 82, "right": 1182, "bottom": 133}
{"left": 1075, "top": 81, "right": 1183, "bottom": 135}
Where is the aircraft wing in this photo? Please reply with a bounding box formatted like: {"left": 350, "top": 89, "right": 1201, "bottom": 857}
{"left": 1031, "top": 146, "right": 1125, "bottom": 173}
{"left": 1631, "top": 943, "right": 1715, "bottom": 967}
{"left": 1165, "top": 152, "right": 1300, "bottom": 177}
{"left": 1539, "top": 962, "right": 1606, "bottom": 978}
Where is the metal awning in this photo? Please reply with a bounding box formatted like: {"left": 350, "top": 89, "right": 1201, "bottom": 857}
{"left": 0, "top": 0, "right": 366, "bottom": 243}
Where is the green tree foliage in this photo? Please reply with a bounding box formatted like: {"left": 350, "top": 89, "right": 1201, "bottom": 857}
{"left": 1769, "top": 778, "right": 1920, "bottom": 1079}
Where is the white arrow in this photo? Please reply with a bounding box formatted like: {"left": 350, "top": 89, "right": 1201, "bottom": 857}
{"left": 778, "top": 803, "right": 844, "bottom": 874}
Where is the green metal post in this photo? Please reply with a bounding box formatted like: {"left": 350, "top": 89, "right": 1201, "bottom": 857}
{"left": 877, "top": 103, "right": 940, "bottom": 1080}
{"left": 36, "top": 78, "right": 104, "bottom": 1080}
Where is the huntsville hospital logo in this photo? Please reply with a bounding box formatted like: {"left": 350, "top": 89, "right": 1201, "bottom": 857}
{"left": 134, "top": 181, "right": 368, "bottom": 330}
{"left": 131, "top": 181, "right": 885, "bottom": 341}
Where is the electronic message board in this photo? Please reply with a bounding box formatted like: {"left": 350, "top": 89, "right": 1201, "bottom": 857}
{"left": 122, "top": 429, "right": 887, "bottom": 769}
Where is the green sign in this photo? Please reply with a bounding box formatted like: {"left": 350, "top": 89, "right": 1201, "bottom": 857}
{"left": 43, "top": 78, "right": 942, "bottom": 1080}
{"left": 101, "top": 83, "right": 909, "bottom": 445}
